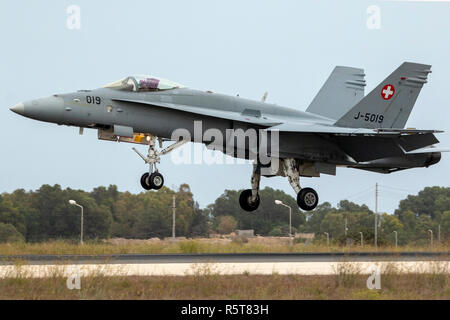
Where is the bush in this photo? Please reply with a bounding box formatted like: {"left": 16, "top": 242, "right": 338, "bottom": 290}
{"left": 269, "top": 227, "right": 283, "bottom": 237}
{"left": 178, "top": 240, "right": 200, "bottom": 253}
{"left": 231, "top": 235, "right": 249, "bottom": 245}
{"left": 216, "top": 216, "right": 237, "bottom": 234}
{"left": 0, "top": 223, "right": 25, "bottom": 243}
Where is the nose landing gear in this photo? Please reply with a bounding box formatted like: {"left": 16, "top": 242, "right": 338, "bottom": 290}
{"left": 140, "top": 172, "right": 164, "bottom": 190}
{"left": 133, "top": 136, "right": 187, "bottom": 191}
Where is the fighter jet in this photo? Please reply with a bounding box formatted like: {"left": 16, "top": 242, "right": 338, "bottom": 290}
{"left": 10, "top": 62, "right": 447, "bottom": 211}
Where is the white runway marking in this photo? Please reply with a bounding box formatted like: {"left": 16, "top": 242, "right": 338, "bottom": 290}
{"left": 0, "top": 261, "right": 448, "bottom": 278}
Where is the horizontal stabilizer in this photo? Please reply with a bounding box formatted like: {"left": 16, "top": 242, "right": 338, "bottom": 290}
{"left": 405, "top": 147, "right": 450, "bottom": 154}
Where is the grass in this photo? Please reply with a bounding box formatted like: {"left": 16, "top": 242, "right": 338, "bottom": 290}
{"left": 0, "top": 271, "right": 448, "bottom": 299}
{"left": 0, "top": 238, "right": 448, "bottom": 255}
{"left": 0, "top": 255, "right": 448, "bottom": 299}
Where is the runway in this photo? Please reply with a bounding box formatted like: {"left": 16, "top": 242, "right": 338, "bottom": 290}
{"left": 0, "top": 252, "right": 448, "bottom": 278}
{"left": 1, "top": 252, "right": 448, "bottom": 264}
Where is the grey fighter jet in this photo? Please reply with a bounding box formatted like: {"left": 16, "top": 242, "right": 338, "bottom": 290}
{"left": 10, "top": 62, "right": 447, "bottom": 211}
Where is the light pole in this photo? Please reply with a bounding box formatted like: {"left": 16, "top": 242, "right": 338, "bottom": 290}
{"left": 428, "top": 229, "right": 433, "bottom": 247}
{"left": 69, "top": 200, "right": 84, "bottom": 244}
{"left": 324, "top": 232, "right": 329, "bottom": 246}
{"left": 359, "top": 232, "right": 363, "bottom": 247}
{"left": 275, "top": 200, "right": 292, "bottom": 244}
{"left": 172, "top": 195, "right": 176, "bottom": 240}
{"left": 393, "top": 231, "right": 398, "bottom": 248}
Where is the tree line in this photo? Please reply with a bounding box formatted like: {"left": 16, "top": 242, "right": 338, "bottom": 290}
{"left": 0, "top": 184, "right": 449, "bottom": 245}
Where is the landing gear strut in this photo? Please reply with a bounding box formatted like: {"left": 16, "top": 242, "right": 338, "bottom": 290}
{"left": 239, "top": 163, "right": 261, "bottom": 212}
{"left": 133, "top": 136, "right": 187, "bottom": 191}
{"left": 238, "top": 158, "right": 319, "bottom": 212}
{"left": 283, "top": 158, "right": 319, "bottom": 211}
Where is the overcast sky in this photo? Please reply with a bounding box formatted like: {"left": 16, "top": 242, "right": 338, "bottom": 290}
{"left": 1, "top": 0, "right": 449, "bottom": 214}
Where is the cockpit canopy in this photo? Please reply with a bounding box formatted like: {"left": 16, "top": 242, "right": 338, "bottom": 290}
{"left": 103, "top": 75, "right": 185, "bottom": 92}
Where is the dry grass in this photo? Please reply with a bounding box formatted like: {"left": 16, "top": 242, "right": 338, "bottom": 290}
{"left": 0, "top": 260, "right": 448, "bottom": 299}
{"left": 0, "top": 272, "right": 448, "bottom": 300}
{"left": 0, "top": 238, "right": 448, "bottom": 255}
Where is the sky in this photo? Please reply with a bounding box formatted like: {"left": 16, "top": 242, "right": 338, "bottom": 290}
{"left": 1, "top": 0, "right": 449, "bottom": 214}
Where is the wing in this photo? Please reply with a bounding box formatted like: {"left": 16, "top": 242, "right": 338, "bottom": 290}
{"left": 112, "top": 98, "right": 281, "bottom": 127}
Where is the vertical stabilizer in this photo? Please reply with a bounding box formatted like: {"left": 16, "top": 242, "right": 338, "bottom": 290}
{"left": 334, "top": 62, "right": 431, "bottom": 129}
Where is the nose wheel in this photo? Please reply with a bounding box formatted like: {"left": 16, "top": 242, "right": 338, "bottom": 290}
{"left": 140, "top": 172, "right": 165, "bottom": 190}
{"left": 133, "top": 135, "right": 187, "bottom": 191}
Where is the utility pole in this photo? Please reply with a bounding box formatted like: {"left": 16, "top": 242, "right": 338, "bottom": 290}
{"left": 428, "top": 229, "right": 433, "bottom": 247}
{"left": 344, "top": 217, "right": 348, "bottom": 237}
{"left": 438, "top": 224, "right": 441, "bottom": 243}
{"left": 375, "top": 183, "right": 378, "bottom": 248}
{"left": 172, "top": 195, "right": 176, "bottom": 239}
{"left": 393, "top": 231, "right": 398, "bottom": 248}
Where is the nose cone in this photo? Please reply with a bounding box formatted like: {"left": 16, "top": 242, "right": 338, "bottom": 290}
{"left": 10, "top": 103, "right": 25, "bottom": 115}
{"left": 9, "top": 96, "right": 65, "bottom": 123}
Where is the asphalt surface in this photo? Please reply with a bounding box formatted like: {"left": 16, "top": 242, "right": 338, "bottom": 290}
{"left": 0, "top": 252, "right": 448, "bottom": 265}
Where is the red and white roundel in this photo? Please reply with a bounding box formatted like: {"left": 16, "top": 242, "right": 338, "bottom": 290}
{"left": 381, "top": 84, "right": 395, "bottom": 100}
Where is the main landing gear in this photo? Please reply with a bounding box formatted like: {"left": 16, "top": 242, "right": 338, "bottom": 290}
{"left": 238, "top": 158, "right": 319, "bottom": 212}
{"left": 239, "top": 164, "right": 261, "bottom": 212}
{"left": 133, "top": 136, "right": 187, "bottom": 191}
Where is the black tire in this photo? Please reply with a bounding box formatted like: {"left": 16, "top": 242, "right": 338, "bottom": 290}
{"left": 140, "top": 173, "right": 152, "bottom": 190}
{"left": 149, "top": 172, "right": 164, "bottom": 190}
{"left": 239, "top": 189, "right": 260, "bottom": 212}
{"left": 297, "top": 188, "right": 319, "bottom": 211}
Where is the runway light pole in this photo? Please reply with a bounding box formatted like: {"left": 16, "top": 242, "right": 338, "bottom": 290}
{"left": 69, "top": 200, "right": 84, "bottom": 244}
{"left": 359, "top": 232, "right": 364, "bottom": 247}
{"left": 324, "top": 232, "right": 329, "bottom": 246}
{"left": 428, "top": 229, "right": 433, "bottom": 247}
{"left": 275, "top": 200, "right": 293, "bottom": 244}
{"left": 393, "top": 231, "right": 398, "bottom": 248}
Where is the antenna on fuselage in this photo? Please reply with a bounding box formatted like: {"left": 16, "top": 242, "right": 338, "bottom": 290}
{"left": 261, "top": 91, "right": 268, "bottom": 102}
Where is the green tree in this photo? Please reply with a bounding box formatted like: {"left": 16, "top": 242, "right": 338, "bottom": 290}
{"left": 0, "top": 223, "right": 24, "bottom": 243}
{"left": 210, "top": 187, "right": 305, "bottom": 235}
{"left": 441, "top": 211, "right": 450, "bottom": 241}
{"left": 379, "top": 213, "right": 404, "bottom": 245}
{"left": 0, "top": 194, "right": 26, "bottom": 236}
{"left": 396, "top": 186, "right": 450, "bottom": 220}
{"left": 188, "top": 203, "right": 210, "bottom": 237}
{"left": 320, "top": 213, "right": 345, "bottom": 240}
